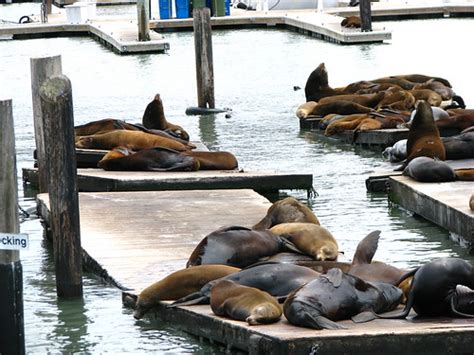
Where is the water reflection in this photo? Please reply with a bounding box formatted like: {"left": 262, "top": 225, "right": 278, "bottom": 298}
{"left": 198, "top": 114, "right": 219, "bottom": 149}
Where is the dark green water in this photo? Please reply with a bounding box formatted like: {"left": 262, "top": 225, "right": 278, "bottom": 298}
{"left": 1, "top": 4, "right": 474, "bottom": 352}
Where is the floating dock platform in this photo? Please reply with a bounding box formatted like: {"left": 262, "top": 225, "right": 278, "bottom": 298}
{"left": 36, "top": 189, "right": 474, "bottom": 354}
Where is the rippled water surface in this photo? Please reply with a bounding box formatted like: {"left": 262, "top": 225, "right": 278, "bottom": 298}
{"left": 1, "top": 4, "right": 474, "bottom": 352}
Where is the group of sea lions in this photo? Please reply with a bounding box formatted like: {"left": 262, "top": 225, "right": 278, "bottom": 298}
{"left": 128, "top": 196, "right": 474, "bottom": 330}
{"left": 73, "top": 94, "right": 238, "bottom": 172}
{"left": 297, "top": 63, "right": 472, "bottom": 140}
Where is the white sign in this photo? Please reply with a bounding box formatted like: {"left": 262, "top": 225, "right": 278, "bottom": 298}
{"left": 0, "top": 233, "right": 29, "bottom": 251}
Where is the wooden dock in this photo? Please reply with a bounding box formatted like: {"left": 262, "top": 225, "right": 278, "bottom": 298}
{"left": 36, "top": 189, "right": 474, "bottom": 354}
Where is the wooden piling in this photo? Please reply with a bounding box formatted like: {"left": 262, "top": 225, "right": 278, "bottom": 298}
{"left": 39, "top": 75, "right": 83, "bottom": 299}
{"left": 30, "top": 55, "right": 62, "bottom": 193}
{"left": 359, "top": 0, "right": 372, "bottom": 32}
{"left": 0, "top": 99, "right": 25, "bottom": 355}
{"left": 193, "top": 8, "right": 215, "bottom": 109}
{"left": 137, "top": 0, "right": 151, "bottom": 41}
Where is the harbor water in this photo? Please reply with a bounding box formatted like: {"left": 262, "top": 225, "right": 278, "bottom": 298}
{"left": 1, "top": 4, "right": 474, "bottom": 352}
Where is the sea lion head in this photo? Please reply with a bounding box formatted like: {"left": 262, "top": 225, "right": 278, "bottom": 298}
{"left": 372, "top": 281, "right": 404, "bottom": 312}
{"left": 246, "top": 303, "right": 282, "bottom": 325}
{"left": 75, "top": 136, "right": 94, "bottom": 149}
{"left": 315, "top": 244, "right": 339, "bottom": 261}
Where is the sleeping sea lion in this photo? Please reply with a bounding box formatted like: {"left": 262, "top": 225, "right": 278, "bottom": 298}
{"left": 252, "top": 197, "right": 320, "bottom": 230}
{"left": 304, "top": 63, "right": 346, "bottom": 102}
{"left": 181, "top": 151, "right": 238, "bottom": 170}
{"left": 210, "top": 280, "right": 282, "bottom": 325}
{"left": 410, "top": 89, "right": 442, "bottom": 107}
{"left": 382, "top": 139, "right": 407, "bottom": 162}
{"left": 375, "top": 90, "right": 415, "bottom": 111}
{"left": 312, "top": 101, "right": 374, "bottom": 117}
{"left": 357, "top": 258, "right": 474, "bottom": 321}
{"left": 403, "top": 157, "right": 457, "bottom": 183}
{"left": 436, "top": 111, "right": 474, "bottom": 132}
{"left": 296, "top": 101, "right": 318, "bottom": 119}
{"left": 169, "top": 263, "right": 321, "bottom": 307}
{"left": 186, "top": 226, "right": 301, "bottom": 269}
{"left": 283, "top": 268, "right": 403, "bottom": 330}
{"left": 75, "top": 130, "right": 193, "bottom": 152}
{"left": 390, "top": 74, "right": 451, "bottom": 88}
{"left": 318, "top": 92, "right": 385, "bottom": 108}
{"left": 132, "top": 264, "right": 240, "bottom": 319}
{"left": 341, "top": 15, "right": 361, "bottom": 28}
{"left": 270, "top": 223, "right": 338, "bottom": 261}
{"left": 324, "top": 114, "right": 369, "bottom": 136}
{"left": 443, "top": 131, "right": 474, "bottom": 160}
{"left": 97, "top": 146, "right": 200, "bottom": 172}
{"left": 74, "top": 118, "right": 142, "bottom": 136}
{"left": 371, "top": 77, "right": 415, "bottom": 90}
{"left": 142, "top": 94, "right": 190, "bottom": 141}
{"left": 470, "top": 194, "right": 474, "bottom": 211}
{"left": 413, "top": 80, "right": 454, "bottom": 101}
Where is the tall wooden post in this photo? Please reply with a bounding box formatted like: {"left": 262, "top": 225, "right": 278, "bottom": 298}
{"left": 30, "top": 55, "right": 62, "bottom": 193}
{"left": 39, "top": 75, "right": 83, "bottom": 299}
{"left": 0, "top": 99, "right": 25, "bottom": 355}
{"left": 137, "top": 0, "right": 151, "bottom": 41}
{"left": 193, "top": 7, "right": 215, "bottom": 109}
{"left": 359, "top": 0, "right": 372, "bottom": 32}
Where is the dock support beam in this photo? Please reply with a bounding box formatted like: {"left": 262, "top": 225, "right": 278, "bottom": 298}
{"left": 0, "top": 99, "right": 25, "bottom": 355}
{"left": 30, "top": 55, "right": 63, "bottom": 193}
{"left": 193, "top": 8, "right": 215, "bottom": 109}
{"left": 359, "top": 0, "right": 372, "bottom": 32}
{"left": 137, "top": 0, "right": 151, "bottom": 41}
{"left": 39, "top": 75, "right": 83, "bottom": 299}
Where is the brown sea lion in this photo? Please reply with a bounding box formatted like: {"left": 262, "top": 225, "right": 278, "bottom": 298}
{"left": 410, "top": 89, "right": 442, "bottom": 107}
{"left": 324, "top": 114, "right": 369, "bottom": 136}
{"left": 413, "top": 80, "right": 454, "bottom": 101}
{"left": 75, "top": 130, "right": 193, "bottom": 152}
{"left": 74, "top": 118, "right": 142, "bottom": 136}
{"left": 252, "top": 197, "right": 320, "bottom": 230}
{"left": 313, "top": 101, "right": 373, "bottom": 117}
{"left": 375, "top": 90, "right": 415, "bottom": 111}
{"left": 442, "top": 131, "right": 474, "bottom": 160}
{"left": 341, "top": 15, "right": 361, "bottom": 28}
{"left": 304, "top": 63, "right": 346, "bottom": 102}
{"left": 283, "top": 268, "right": 403, "bottom": 330}
{"left": 390, "top": 74, "right": 452, "bottom": 88}
{"left": 436, "top": 111, "right": 474, "bottom": 132}
{"left": 142, "top": 94, "right": 190, "bottom": 141}
{"left": 355, "top": 83, "right": 402, "bottom": 95}
{"left": 186, "top": 226, "right": 301, "bottom": 269}
{"left": 318, "top": 92, "right": 385, "bottom": 109}
{"left": 403, "top": 100, "right": 446, "bottom": 168}
{"left": 470, "top": 194, "right": 474, "bottom": 211}
{"left": 296, "top": 101, "right": 318, "bottom": 119}
{"left": 270, "top": 223, "right": 339, "bottom": 261}
{"left": 371, "top": 77, "right": 415, "bottom": 90}
{"left": 181, "top": 150, "right": 238, "bottom": 170}
{"left": 97, "top": 146, "right": 200, "bottom": 172}
{"left": 210, "top": 280, "right": 282, "bottom": 325}
{"left": 132, "top": 264, "right": 240, "bottom": 319}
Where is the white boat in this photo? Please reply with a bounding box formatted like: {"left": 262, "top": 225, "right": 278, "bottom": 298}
{"left": 238, "top": 0, "right": 341, "bottom": 11}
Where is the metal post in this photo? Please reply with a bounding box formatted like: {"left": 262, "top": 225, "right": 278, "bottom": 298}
{"left": 39, "top": 75, "right": 83, "bottom": 299}
{"left": 0, "top": 99, "right": 26, "bottom": 355}
{"left": 193, "top": 7, "right": 215, "bottom": 109}
{"left": 359, "top": 0, "right": 372, "bottom": 32}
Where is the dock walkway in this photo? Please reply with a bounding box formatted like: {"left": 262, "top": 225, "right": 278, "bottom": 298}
{"left": 36, "top": 188, "right": 474, "bottom": 354}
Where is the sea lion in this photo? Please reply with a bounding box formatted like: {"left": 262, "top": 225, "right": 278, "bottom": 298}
{"left": 408, "top": 106, "right": 449, "bottom": 124}
{"left": 257, "top": 252, "right": 352, "bottom": 273}
{"left": 355, "top": 83, "right": 403, "bottom": 95}
{"left": 132, "top": 264, "right": 240, "bottom": 319}
{"left": 470, "top": 194, "right": 474, "bottom": 211}
{"left": 382, "top": 139, "right": 407, "bottom": 162}
{"left": 169, "top": 263, "right": 321, "bottom": 307}
{"left": 375, "top": 90, "right": 415, "bottom": 111}
{"left": 324, "top": 114, "right": 369, "bottom": 136}
{"left": 312, "top": 101, "right": 374, "bottom": 117}
{"left": 359, "top": 258, "right": 474, "bottom": 320}
{"left": 410, "top": 89, "right": 442, "bottom": 107}
{"left": 186, "top": 226, "right": 301, "bottom": 269}
{"left": 402, "top": 100, "right": 446, "bottom": 169}
{"left": 210, "top": 280, "right": 282, "bottom": 325}
{"left": 341, "top": 15, "right": 361, "bottom": 28}
{"left": 390, "top": 74, "right": 452, "bottom": 88}
{"left": 283, "top": 268, "right": 403, "bottom": 330}
{"left": 270, "top": 223, "right": 338, "bottom": 261}
{"left": 97, "top": 146, "right": 200, "bottom": 172}
{"left": 296, "top": 101, "right": 318, "bottom": 119}
{"left": 442, "top": 131, "right": 474, "bottom": 160}
{"left": 318, "top": 92, "right": 385, "bottom": 109}
{"left": 74, "top": 118, "right": 142, "bottom": 137}
{"left": 252, "top": 197, "right": 320, "bottom": 230}
{"left": 142, "top": 94, "right": 190, "bottom": 141}
{"left": 75, "top": 130, "right": 193, "bottom": 152}
{"left": 181, "top": 151, "right": 238, "bottom": 170}
{"left": 413, "top": 80, "right": 454, "bottom": 101}
{"left": 371, "top": 77, "right": 415, "bottom": 90}
{"left": 304, "top": 63, "right": 346, "bottom": 102}
{"left": 436, "top": 111, "right": 474, "bottom": 132}
{"left": 403, "top": 157, "right": 457, "bottom": 183}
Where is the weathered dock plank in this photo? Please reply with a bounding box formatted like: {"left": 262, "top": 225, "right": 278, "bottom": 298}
{"left": 36, "top": 189, "right": 272, "bottom": 290}
{"left": 24, "top": 167, "right": 313, "bottom": 193}
{"left": 388, "top": 175, "right": 474, "bottom": 244}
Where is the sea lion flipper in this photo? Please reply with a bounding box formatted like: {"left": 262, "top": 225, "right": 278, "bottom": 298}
{"left": 324, "top": 268, "right": 343, "bottom": 287}
{"left": 306, "top": 313, "right": 347, "bottom": 330}
{"left": 168, "top": 292, "right": 208, "bottom": 308}
{"left": 352, "top": 230, "right": 381, "bottom": 266}
{"left": 450, "top": 290, "right": 474, "bottom": 318}
{"left": 279, "top": 235, "right": 304, "bottom": 255}
{"left": 351, "top": 310, "right": 377, "bottom": 323}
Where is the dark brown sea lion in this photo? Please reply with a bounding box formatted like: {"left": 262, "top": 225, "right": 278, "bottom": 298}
{"left": 181, "top": 151, "right": 238, "bottom": 170}
{"left": 312, "top": 101, "right": 374, "bottom": 117}
{"left": 97, "top": 146, "right": 200, "bottom": 172}
{"left": 390, "top": 74, "right": 452, "bottom": 88}
{"left": 341, "top": 15, "right": 361, "bottom": 28}
{"left": 74, "top": 118, "right": 142, "bottom": 136}
{"left": 410, "top": 89, "right": 442, "bottom": 107}
{"left": 413, "top": 80, "right": 454, "bottom": 101}
{"left": 169, "top": 263, "right": 321, "bottom": 307}
{"left": 470, "top": 194, "right": 474, "bottom": 211}
{"left": 436, "top": 111, "right": 474, "bottom": 132}
{"left": 403, "top": 100, "right": 446, "bottom": 168}
{"left": 142, "top": 94, "right": 190, "bottom": 141}
{"left": 358, "top": 258, "right": 474, "bottom": 320}
{"left": 375, "top": 90, "right": 415, "bottom": 111}
{"left": 252, "top": 197, "right": 320, "bottom": 230}
{"left": 371, "top": 77, "right": 415, "bottom": 90}
{"left": 186, "top": 226, "right": 301, "bottom": 269}
{"left": 403, "top": 157, "right": 456, "bottom": 182}
{"left": 75, "top": 130, "right": 194, "bottom": 152}
{"left": 210, "top": 280, "right": 282, "bottom": 325}
{"left": 318, "top": 92, "right": 385, "bottom": 108}
{"left": 132, "top": 264, "right": 240, "bottom": 319}
{"left": 442, "top": 131, "right": 474, "bottom": 160}
{"left": 304, "top": 63, "right": 346, "bottom": 102}
{"left": 355, "top": 83, "right": 402, "bottom": 95}
{"left": 283, "top": 268, "right": 403, "bottom": 330}
{"left": 270, "top": 223, "right": 339, "bottom": 261}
